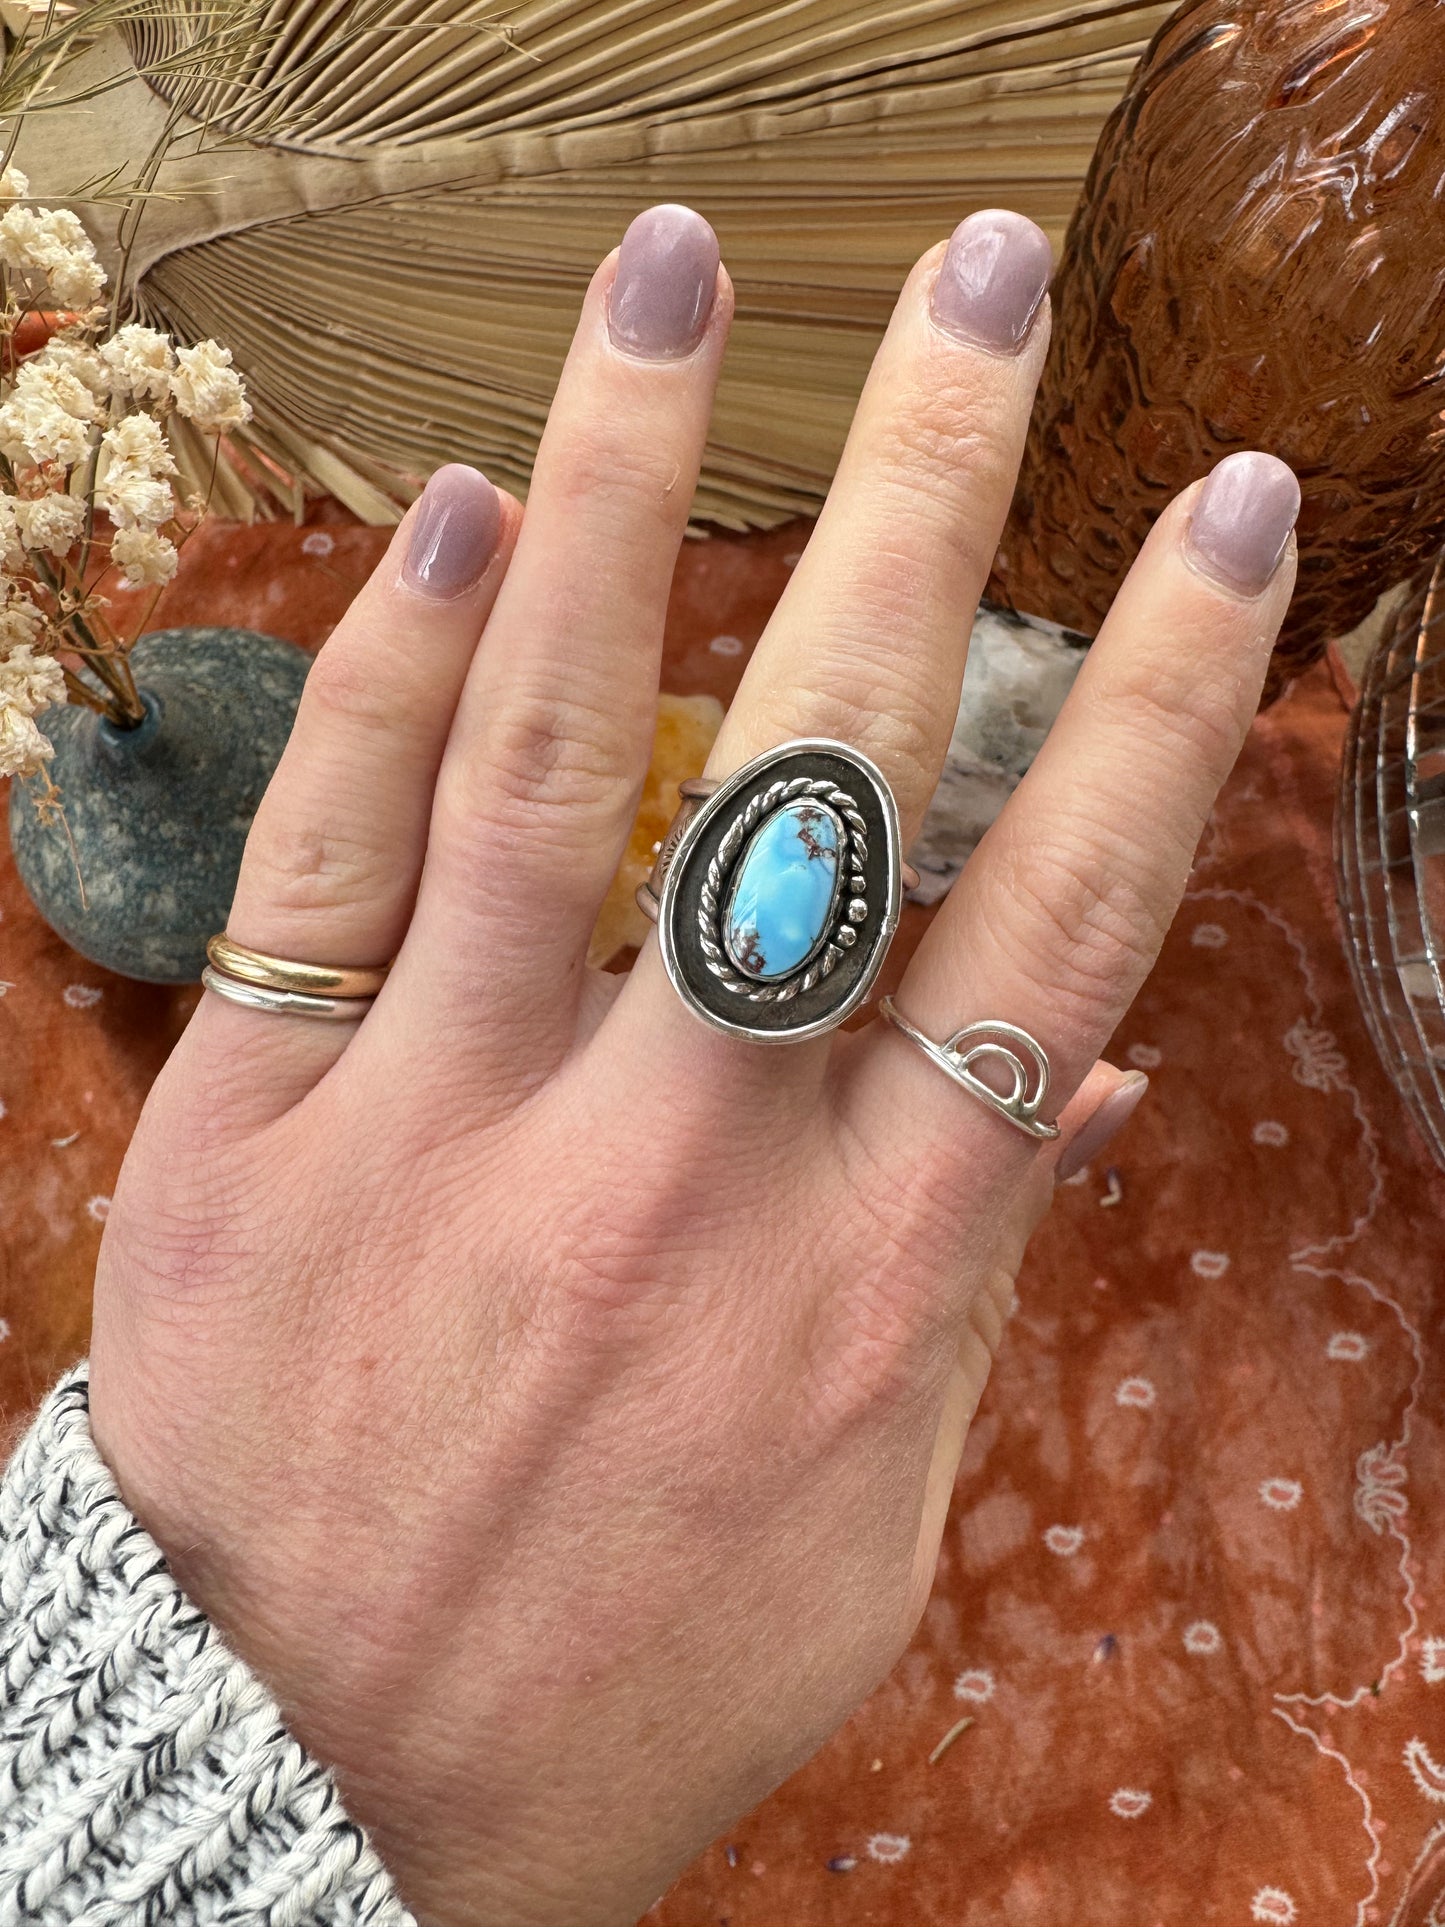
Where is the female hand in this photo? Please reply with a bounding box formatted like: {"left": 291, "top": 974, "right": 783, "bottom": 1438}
{"left": 88, "top": 204, "right": 1299, "bottom": 1925}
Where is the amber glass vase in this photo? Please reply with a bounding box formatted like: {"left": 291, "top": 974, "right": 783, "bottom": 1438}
{"left": 990, "top": 0, "right": 1445, "bottom": 703}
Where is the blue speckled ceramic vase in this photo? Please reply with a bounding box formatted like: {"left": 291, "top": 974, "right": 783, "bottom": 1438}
{"left": 8, "top": 627, "right": 310, "bottom": 983}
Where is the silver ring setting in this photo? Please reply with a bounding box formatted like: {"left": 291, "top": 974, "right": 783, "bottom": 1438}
{"left": 640, "top": 739, "right": 906, "bottom": 1042}
{"left": 877, "top": 997, "right": 1060, "bottom": 1139}
{"left": 201, "top": 965, "right": 373, "bottom": 1022}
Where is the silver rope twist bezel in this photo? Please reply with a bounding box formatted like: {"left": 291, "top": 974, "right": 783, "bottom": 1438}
{"left": 696, "top": 776, "right": 868, "bottom": 1002}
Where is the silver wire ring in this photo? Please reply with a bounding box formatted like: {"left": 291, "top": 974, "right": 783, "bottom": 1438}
{"left": 877, "top": 996, "right": 1060, "bottom": 1140}
{"left": 201, "top": 965, "right": 373, "bottom": 1023}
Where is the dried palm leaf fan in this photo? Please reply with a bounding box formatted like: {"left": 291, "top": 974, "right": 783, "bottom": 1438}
{"left": 11, "top": 0, "right": 1174, "bottom": 526}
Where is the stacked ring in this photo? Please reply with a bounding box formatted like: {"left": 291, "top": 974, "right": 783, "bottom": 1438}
{"left": 202, "top": 935, "right": 389, "bottom": 1022}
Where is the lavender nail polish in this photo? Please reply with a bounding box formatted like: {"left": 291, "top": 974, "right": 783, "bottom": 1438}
{"left": 931, "top": 210, "right": 1053, "bottom": 356}
{"left": 608, "top": 205, "right": 720, "bottom": 360}
{"left": 403, "top": 464, "right": 501, "bottom": 599}
{"left": 1056, "top": 1073, "right": 1149, "bottom": 1181}
{"left": 1185, "top": 452, "right": 1301, "bottom": 596}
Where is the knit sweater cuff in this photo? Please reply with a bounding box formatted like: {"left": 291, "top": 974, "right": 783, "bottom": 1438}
{"left": 0, "top": 1366, "right": 415, "bottom": 1926}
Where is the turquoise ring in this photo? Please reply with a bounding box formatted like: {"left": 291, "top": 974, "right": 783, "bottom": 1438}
{"left": 638, "top": 739, "right": 912, "bottom": 1043}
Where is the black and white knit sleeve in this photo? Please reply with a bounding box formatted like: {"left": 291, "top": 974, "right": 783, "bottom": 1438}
{"left": 0, "top": 1366, "right": 415, "bottom": 1926}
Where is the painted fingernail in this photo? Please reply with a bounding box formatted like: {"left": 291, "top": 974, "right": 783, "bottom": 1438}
{"left": 1056, "top": 1073, "right": 1149, "bottom": 1182}
{"left": 403, "top": 464, "right": 501, "bottom": 599}
{"left": 931, "top": 209, "right": 1053, "bottom": 356}
{"left": 608, "top": 204, "right": 720, "bottom": 360}
{"left": 1185, "top": 452, "right": 1301, "bottom": 597}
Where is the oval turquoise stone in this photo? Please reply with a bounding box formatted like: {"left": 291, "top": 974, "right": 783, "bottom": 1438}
{"left": 723, "top": 800, "right": 842, "bottom": 980}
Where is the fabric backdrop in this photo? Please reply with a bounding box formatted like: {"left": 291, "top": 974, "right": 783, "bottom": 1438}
{"left": 1, "top": 517, "right": 1443, "bottom": 1927}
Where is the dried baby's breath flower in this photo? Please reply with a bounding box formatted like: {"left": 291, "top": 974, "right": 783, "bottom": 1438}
{"left": 0, "top": 703, "right": 53, "bottom": 779}
{"left": 0, "top": 350, "right": 105, "bottom": 473}
{"left": 0, "top": 392, "right": 89, "bottom": 467}
{"left": 0, "top": 643, "right": 65, "bottom": 716}
{"left": 100, "top": 324, "right": 176, "bottom": 403}
{"left": 0, "top": 585, "right": 44, "bottom": 652}
{"left": 48, "top": 259, "right": 105, "bottom": 311}
{"left": 102, "top": 413, "right": 176, "bottom": 476}
{"left": 16, "top": 490, "right": 86, "bottom": 557}
{"left": 97, "top": 466, "right": 173, "bottom": 530}
{"left": 96, "top": 414, "right": 177, "bottom": 530}
{"left": 110, "top": 525, "right": 177, "bottom": 588}
{"left": 0, "top": 497, "right": 25, "bottom": 572}
{"left": 33, "top": 339, "right": 109, "bottom": 407}
{"left": 12, "top": 354, "right": 102, "bottom": 426}
{"left": 0, "top": 165, "right": 29, "bottom": 202}
{"left": 170, "top": 340, "right": 250, "bottom": 433}
{"left": 0, "top": 206, "right": 105, "bottom": 309}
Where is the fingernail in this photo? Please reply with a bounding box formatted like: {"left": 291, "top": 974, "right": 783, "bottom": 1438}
{"left": 931, "top": 209, "right": 1053, "bottom": 356}
{"left": 403, "top": 464, "right": 501, "bottom": 599}
{"left": 1185, "top": 452, "right": 1301, "bottom": 597}
{"left": 1056, "top": 1073, "right": 1149, "bottom": 1182}
{"left": 608, "top": 204, "right": 720, "bottom": 360}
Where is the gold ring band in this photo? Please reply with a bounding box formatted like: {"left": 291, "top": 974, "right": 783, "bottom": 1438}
{"left": 205, "top": 933, "right": 391, "bottom": 1000}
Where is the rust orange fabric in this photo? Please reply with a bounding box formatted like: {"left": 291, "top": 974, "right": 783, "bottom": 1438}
{"left": 2, "top": 517, "right": 1443, "bottom": 1926}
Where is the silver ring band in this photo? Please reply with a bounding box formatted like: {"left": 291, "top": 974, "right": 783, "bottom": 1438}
{"left": 635, "top": 777, "right": 716, "bottom": 923}
{"left": 877, "top": 996, "right": 1060, "bottom": 1140}
{"left": 201, "top": 965, "right": 373, "bottom": 1022}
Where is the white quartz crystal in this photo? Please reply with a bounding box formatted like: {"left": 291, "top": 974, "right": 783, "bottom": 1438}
{"left": 907, "top": 604, "right": 1088, "bottom": 904}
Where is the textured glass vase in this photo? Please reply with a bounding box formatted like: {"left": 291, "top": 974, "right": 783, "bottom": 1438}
{"left": 990, "top": 0, "right": 1445, "bottom": 704}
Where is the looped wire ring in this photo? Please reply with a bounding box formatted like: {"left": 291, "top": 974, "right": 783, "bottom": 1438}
{"left": 877, "top": 997, "right": 1060, "bottom": 1140}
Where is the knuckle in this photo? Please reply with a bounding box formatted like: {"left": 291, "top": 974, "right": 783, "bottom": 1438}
{"left": 799, "top": 1119, "right": 965, "bottom": 1422}
{"left": 811, "top": 1275, "right": 925, "bottom": 1421}
{"left": 528, "top": 1144, "right": 721, "bottom": 1337}
{"left": 99, "top": 1122, "right": 269, "bottom": 1307}
{"left": 440, "top": 682, "right": 637, "bottom": 861}
{"left": 874, "top": 402, "right": 1007, "bottom": 511}
{"left": 1095, "top": 657, "right": 1248, "bottom": 785}
{"left": 241, "top": 810, "right": 392, "bottom": 921}
{"left": 753, "top": 655, "right": 942, "bottom": 823}
{"left": 301, "top": 639, "right": 409, "bottom": 738}
{"left": 961, "top": 1261, "right": 1019, "bottom": 1359}
{"left": 108, "top": 1194, "right": 254, "bottom": 1304}
{"left": 867, "top": 381, "right": 1022, "bottom": 553}
{"left": 989, "top": 824, "right": 1175, "bottom": 1029}
{"left": 547, "top": 421, "right": 688, "bottom": 539}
